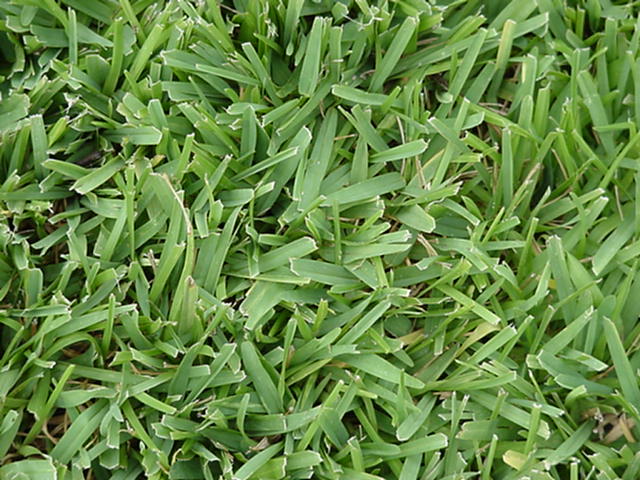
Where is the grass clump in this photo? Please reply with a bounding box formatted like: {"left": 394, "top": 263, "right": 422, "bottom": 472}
{"left": 2, "top": 0, "right": 640, "bottom": 479}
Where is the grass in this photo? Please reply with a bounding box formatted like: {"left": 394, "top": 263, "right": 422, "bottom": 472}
{"left": 1, "top": 0, "right": 640, "bottom": 479}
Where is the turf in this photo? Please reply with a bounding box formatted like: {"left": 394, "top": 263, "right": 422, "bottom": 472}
{"left": 1, "top": 0, "right": 640, "bottom": 479}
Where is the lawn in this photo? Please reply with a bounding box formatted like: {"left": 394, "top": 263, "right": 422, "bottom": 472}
{"left": 1, "top": 0, "right": 640, "bottom": 479}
